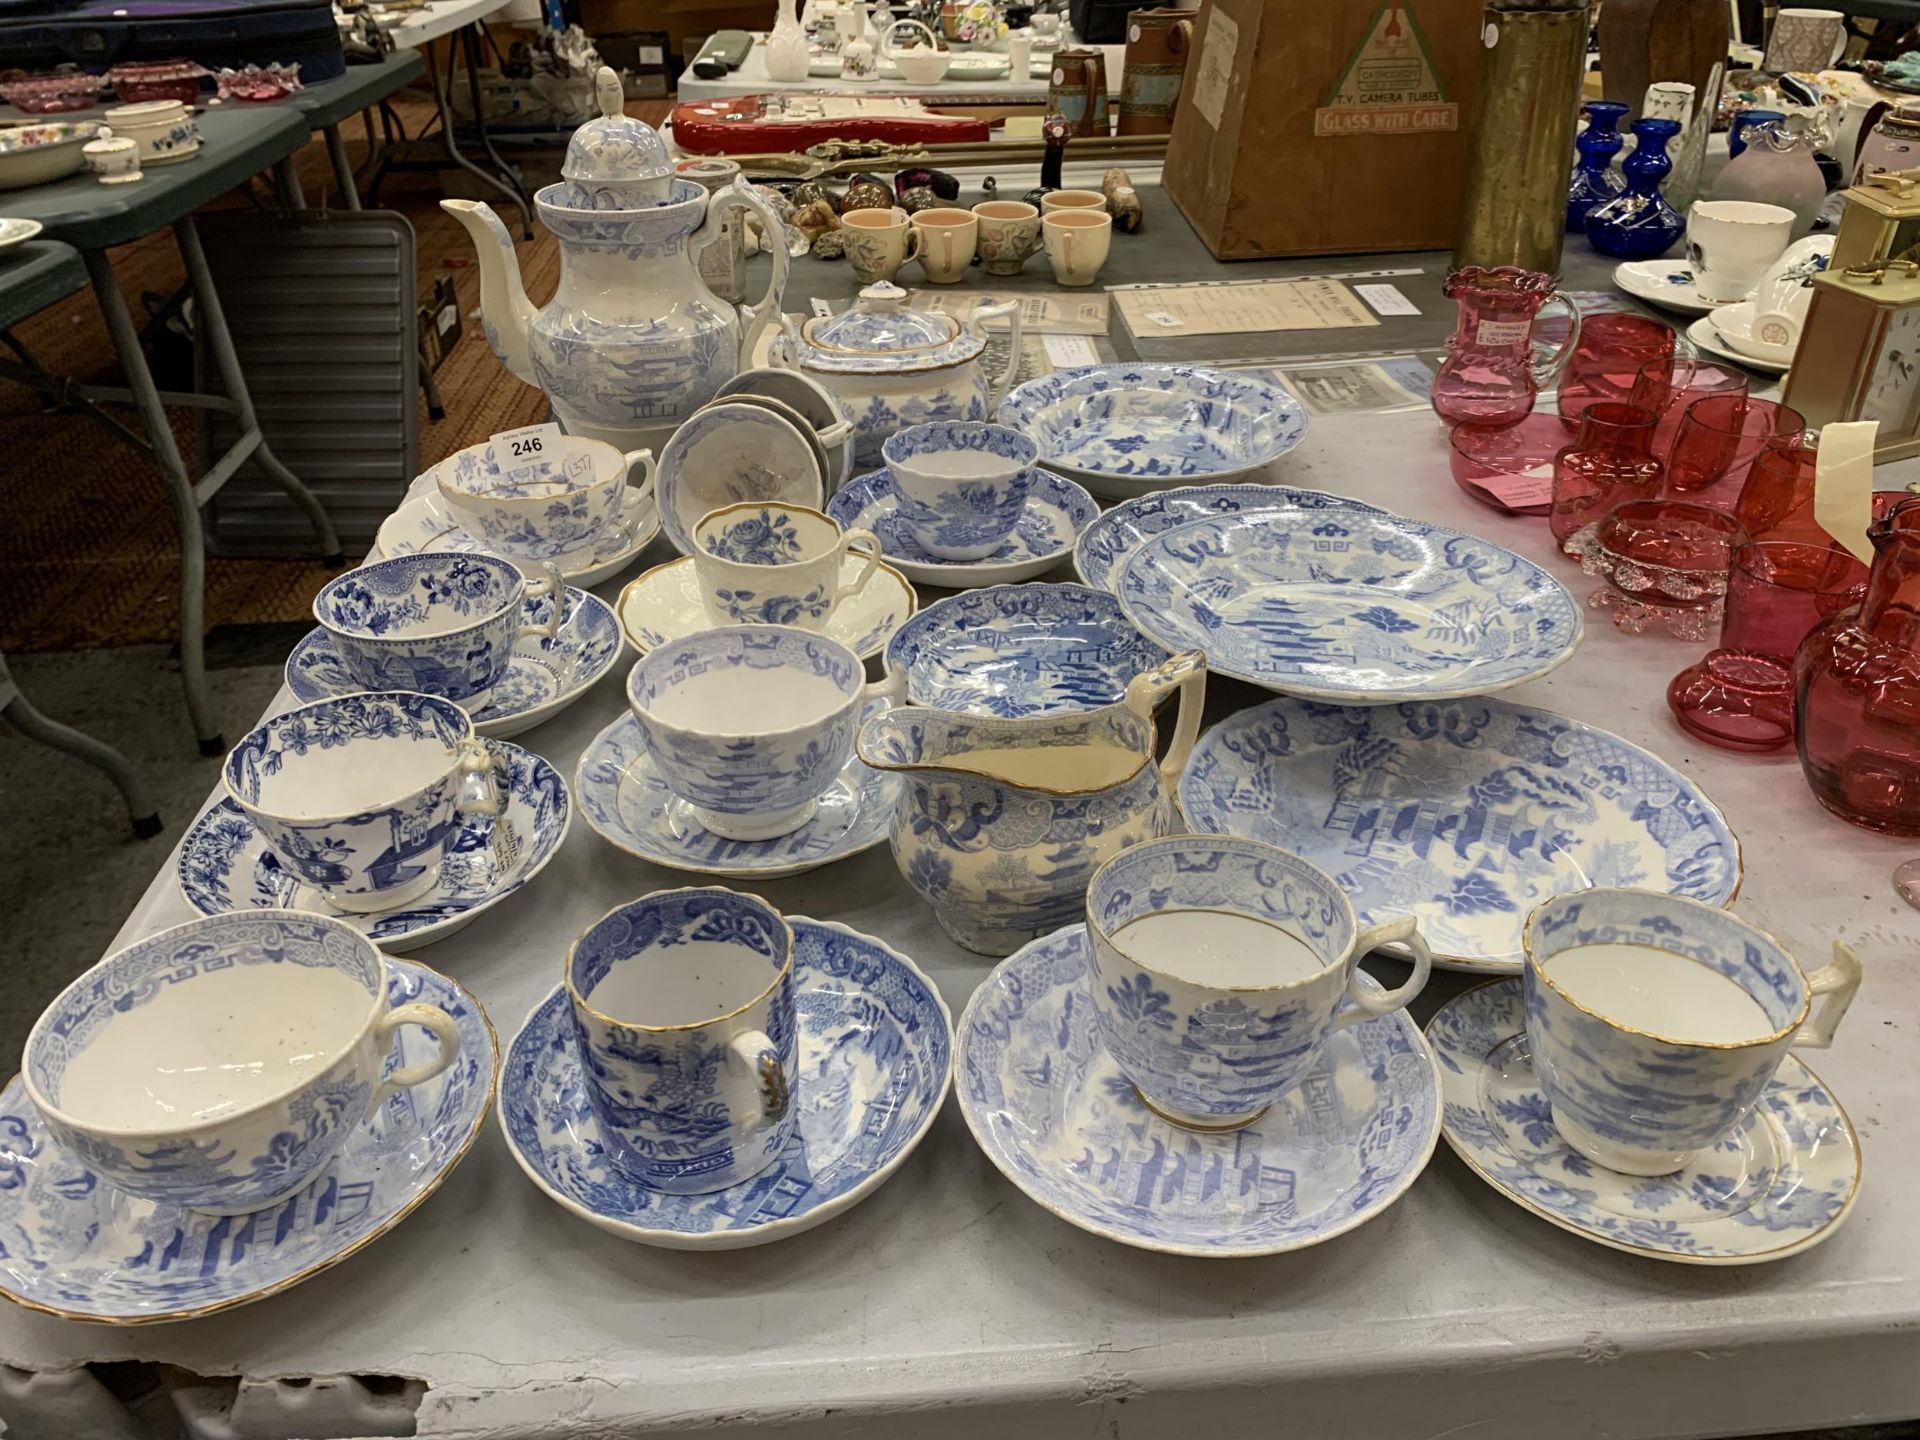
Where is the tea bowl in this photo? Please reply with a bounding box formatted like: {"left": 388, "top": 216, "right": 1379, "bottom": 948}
{"left": 881, "top": 421, "right": 1038, "bottom": 560}
{"left": 433, "top": 432, "right": 655, "bottom": 560}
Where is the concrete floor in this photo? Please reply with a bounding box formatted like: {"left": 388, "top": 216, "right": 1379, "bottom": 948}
{"left": 0, "top": 628, "right": 299, "bottom": 1070}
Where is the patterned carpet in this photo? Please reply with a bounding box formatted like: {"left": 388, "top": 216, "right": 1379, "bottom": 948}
{"left": 0, "top": 97, "right": 667, "bottom": 654}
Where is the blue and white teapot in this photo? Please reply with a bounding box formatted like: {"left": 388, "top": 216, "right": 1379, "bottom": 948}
{"left": 441, "top": 67, "right": 790, "bottom": 458}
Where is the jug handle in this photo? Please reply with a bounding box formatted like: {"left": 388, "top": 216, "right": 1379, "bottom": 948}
{"left": 703, "top": 181, "right": 793, "bottom": 369}
{"left": 970, "top": 299, "right": 1024, "bottom": 411}
{"left": 1531, "top": 291, "right": 1583, "bottom": 392}
{"left": 1122, "top": 649, "right": 1206, "bottom": 786}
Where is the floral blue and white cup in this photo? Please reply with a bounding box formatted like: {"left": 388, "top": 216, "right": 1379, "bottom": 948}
{"left": 625, "top": 625, "right": 888, "bottom": 840}
{"left": 567, "top": 887, "right": 797, "bottom": 1194}
{"left": 1523, "top": 889, "right": 1863, "bottom": 1176}
{"left": 881, "top": 420, "right": 1038, "bottom": 560}
{"left": 432, "top": 432, "right": 655, "bottom": 560}
{"left": 314, "top": 553, "right": 562, "bottom": 707}
{"left": 24, "top": 910, "right": 462, "bottom": 1214}
{"left": 1084, "top": 835, "right": 1433, "bottom": 1130}
{"left": 690, "top": 501, "right": 882, "bottom": 630}
{"left": 223, "top": 692, "right": 502, "bottom": 912}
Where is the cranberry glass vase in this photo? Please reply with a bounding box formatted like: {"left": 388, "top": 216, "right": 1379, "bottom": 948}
{"left": 1549, "top": 402, "right": 1664, "bottom": 548}
{"left": 1431, "top": 266, "right": 1583, "bottom": 427}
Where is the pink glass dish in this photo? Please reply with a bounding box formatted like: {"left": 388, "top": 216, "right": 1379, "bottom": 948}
{"left": 108, "top": 60, "right": 209, "bottom": 105}
{"left": 1569, "top": 498, "right": 1747, "bottom": 639}
{"left": 0, "top": 72, "right": 107, "bottom": 114}
{"left": 1447, "top": 413, "right": 1563, "bottom": 515}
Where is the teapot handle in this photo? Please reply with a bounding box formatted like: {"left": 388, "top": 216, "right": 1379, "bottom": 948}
{"left": 703, "top": 180, "right": 792, "bottom": 369}
{"left": 1530, "top": 291, "right": 1583, "bottom": 393}
{"left": 1121, "top": 649, "right": 1207, "bottom": 787}
{"left": 970, "top": 298, "right": 1024, "bottom": 411}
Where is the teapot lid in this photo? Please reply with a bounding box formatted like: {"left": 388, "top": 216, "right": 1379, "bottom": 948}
{"left": 794, "top": 281, "right": 985, "bottom": 373}
{"left": 561, "top": 66, "right": 673, "bottom": 201}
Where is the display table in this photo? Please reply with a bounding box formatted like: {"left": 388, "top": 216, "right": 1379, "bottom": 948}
{"left": 2, "top": 200, "right": 1917, "bottom": 1439}
{"left": 679, "top": 34, "right": 1126, "bottom": 101}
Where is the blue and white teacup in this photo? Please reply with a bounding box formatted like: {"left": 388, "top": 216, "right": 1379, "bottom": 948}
{"left": 690, "top": 501, "right": 882, "bottom": 631}
{"left": 881, "top": 421, "right": 1038, "bottom": 560}
{"left": 626, "top": 625, "right": 888, "bottom": 840}
{"left": 313, "top": 553, "right": 562, "bottom": 707}
{"left": 1523, "top": 889, "right": 1863, "bottom": 1176}
{"left": 1085, "top": 835, "right": 1433, "bottom": 1131}
{"left": 223, "top": 691, "right": 502, "bottom": 913}
{"left": 432, "top": 433, "right": 655, "bottom": 560}
{"left": 567, "top": 887, "right": 797, "bottom": 1193}
{"left": 24, "top": 910, "right": 462, "bottom": 1214}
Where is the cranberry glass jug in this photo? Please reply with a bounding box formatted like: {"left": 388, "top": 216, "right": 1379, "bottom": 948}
{"left": 1795, "top": 497, "right": 1920, "bottom": 834}
{"left": 1432, "top": 267, "right": 1583, "bottom": 427}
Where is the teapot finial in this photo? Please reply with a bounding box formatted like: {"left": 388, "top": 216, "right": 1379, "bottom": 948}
{"left": 595, "top": 65, "right": 624, "bottom": 121}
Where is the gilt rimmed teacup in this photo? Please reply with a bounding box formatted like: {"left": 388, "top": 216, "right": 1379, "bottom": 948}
{"left": 223, "top": 691, "right": 502, "bottom": 913}
{"left": 1685, "top": 200, "right": 1795, "bottom": 304}
{"left": 432, "top": 433, "right": 655, "bottom": 560}
{"left": 313, "top": 553, "right": 561, "bottom": 707}
{"left": 24, "top": 910, "right": 463, "bottom": 1214}
{"left": 1523, "top": 888, "right": 1862, "bottom": 1176}
{"left": 691, "top": 501, "right": 882, "bottom": 630}
{"left": 881, "top": 421, "right": 1038, "bottom": 560}
{"left": 1085, "top": 835, "right": 1433, "bottom": 1131}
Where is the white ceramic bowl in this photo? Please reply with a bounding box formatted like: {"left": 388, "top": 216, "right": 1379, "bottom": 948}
{"left": 0, "top": 121, "right": 103, "bottom": 190}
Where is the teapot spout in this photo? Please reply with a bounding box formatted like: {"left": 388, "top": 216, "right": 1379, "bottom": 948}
{"left": 439, "top": 199, "right": 538, "bottom": 388}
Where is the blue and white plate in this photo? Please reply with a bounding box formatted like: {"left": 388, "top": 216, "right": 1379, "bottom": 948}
{"left": 1116, "top": 507, "right": 1582, "bottom": 704}
{"left": 884, "top": 583, "right": 1166, "bottom": 716}
{"left": 1073, "top": 482, "right": 1385, "bottom": 594}
{"left": 1178, "top": 695, "right": 1741, "bottom": 973}
{"left": 177, "top": 741, "right": 571, "bottom": 952}
{"left": 575, "top": 702, "right": 897, "bottom": 877}
{"left": 374, "top": 488, "right": 661, "bottom": 589}
{"left": 285, "top": 587, "right": 623, "bottom": 740}
{"left": 1427, "top": 979, "right": 1859, "bottom": 1265}
{"left": 498, "top": 917, "right": 952, "bottom": 1250}
{"left": 826, "top": 466, "right": 1096, "bottom": 588}
{"left": 0, "top": 958, "right": 495, "bottom": 1323}
{"left": 996, "top": 364, "right": 1310, "bottom": 499}
{"left": 954, "top": 925, "right": 1440, "bottom": 1257}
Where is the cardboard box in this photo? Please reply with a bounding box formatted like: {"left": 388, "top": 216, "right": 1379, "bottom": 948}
{"left": 1163, "top": 0, "right": 1488, "bottom": 259}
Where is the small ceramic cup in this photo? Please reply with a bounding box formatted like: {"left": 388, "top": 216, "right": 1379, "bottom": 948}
{"left": 973, "top": 199, "right": 1041, "bottom": 276}
{"left": 567, "top": 887, "right": 797, "bottom": 1194}
{"left": 625, "top": 625, "right": 888, "bottom": 840}
{"left": 23, "top": 910, "right": 462, "bottom": 1214}
{"left": 1040, "top": 188, "right": 1107, "bottom": 213}
{"left": 223, "top": 691, "right": 502, "bottom": 913}
{"left": 1043, "top": 209, "right": 1112, "bottom": 287}
{"left": 880, "top": 420, "right": 1038, "bottom": 560}
{"left": 313, "top": 553, "right": 562, "bottom": 707}
{"left": 691, "top": 501, "right": 882, "bottom": 630}
{"left": 911, "top": 207, "right": 979, "bottom": 284}
{"left": 433, "top": 432, "right": 655, "bottom": 561}
{"left": 83, "top": 135, "right": 140, "bottom": 184}
{"left": 1747, "top": 234, "right": 1834, "bottom": 356}
{"left": 1685, "top": 200, "right": 1795, "bottom": 304}
{"left": 1084, "top": 835, "right": 1433, "bottom": 1131}
{"left": 841, "top": 206, "right": 923, "bottom": 284}
{"left": 1523, "top": 888, "right": 1862, "bottom": 1176}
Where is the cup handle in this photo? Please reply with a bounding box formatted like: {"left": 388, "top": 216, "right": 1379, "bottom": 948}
{"left": 835, "top": 528, "right": 884, "bottom": 602}
{"left": 370, "top": 1001, "right": 463, "bottom": 1106}
{"left": 620, "top": 447, "right": 657, "bottom": 507}
{"left": 1793, "top": 940, "right": 1862, "bottom": 1050}
{"left": 515, "top": 561, "right": 565, "bottom": 642}
{"left": 453, "top": 738, "right": 504, "bottom": 817}
{"left": 1531, "top": 291, "right": 1584, "bottom": 392}
{"left": 902, "top": 227, "right": 923, "bottom": 268}
{"left": 1120, "top": 649, "right": 1207, "bottom": 785}
{"left": 726, "top": 1030, "right": 789, "bottom": 1120}
{"left": 1329, "top": 917, "right": 1433, "bottom": 1034}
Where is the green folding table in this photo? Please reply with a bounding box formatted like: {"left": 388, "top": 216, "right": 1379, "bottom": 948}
{"left": 279, "top": 49, "right": 428, "bottom": 209}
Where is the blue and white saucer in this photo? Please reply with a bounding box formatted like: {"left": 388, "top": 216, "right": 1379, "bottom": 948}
{"left": 885, "top": 582, "right": 1167, "bottom": 716}
{"left": 955, "top": 925, "right": 1441, "bottom": 1257}
{"left": 1072, "top": 482, "right": 1385, "bottom": 594}
{"left": 375, "top": 488, "right": 661, "bottom": 589}
{"left": 826, "top": 467, "right": 1097, "bottom": 588}
{"left": 498, "top": 917, "right": 951, "bottom": 1250}
{"left": 575, "top": 702, "right": 896, "bottom": 878}
{"left": 177, "top": 741, "right": 571, "bottom": 952}
{"left": 1177, "top": 695, "right": 1741, "bottom": 973}
{"left": 1116, "top": 507, "right": 1582, "bottom": 704}
{"left": 0, "top": 958, "right": 495, "bottom": 1323}
{"left": 285, "top": 587, "right": 622, "bottom": 740}
{"left": 1427, "top": 980, "right": 1859, "bottom": 1265}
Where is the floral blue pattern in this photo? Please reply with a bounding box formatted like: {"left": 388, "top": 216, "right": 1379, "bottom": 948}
{"left": 701, "top": 507, "right": 805, "bottom": 564}
{"left": 312, "top": 554, "right": 532, "bottom": 704}
{"left": 1427, "top": 980, "right": 1859, "bottom": 1264}
{"left": 827, "top": 466, "right": 1096, "bottom": 587}
{"left": 0, "top": 960, "right": 494, "bottom": 1321}
{"left": 1177, "top": 695, "right": 1741, "bottom": 971}
{"left": 500, "top": 917, "right": 950, "bottom": 1248}
{"left": 953, "top": 925, "right": 1440, "bottom": 1256}
{"left": 1116, "top": 508, "right": 1582, "bottom": 704}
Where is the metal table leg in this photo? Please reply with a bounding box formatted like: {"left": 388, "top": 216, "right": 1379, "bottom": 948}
{"left": 272, "top": 155, "right": 307, "bottom": 208}
{"left": 460, "top": 23, "right": 532, "bottom": 236}
{"left": 0, "top": 655, "right": 162, "bottom": 839}
{"left": 324, "top": 122, "right": 363, "bottom": 209}
{"left": 430, "top": 29, "right": 531, "bottom": 238}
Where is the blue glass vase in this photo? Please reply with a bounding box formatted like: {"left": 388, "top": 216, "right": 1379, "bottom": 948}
{"left": 1566, "top": 100, "right": 1628, "bottom": 232}
{"left": 1585, "top": 118, "right": 1686, "bottom": 261}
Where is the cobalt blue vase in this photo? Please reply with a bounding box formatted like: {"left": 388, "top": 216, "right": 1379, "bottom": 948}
{"left": 1585, "top": 118, "right": 1686, "bottom": 261}
{"left": 1567, "top": 100, "right": 1628, "bottom": 232}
